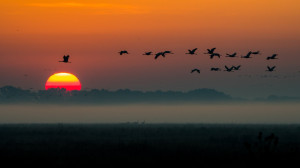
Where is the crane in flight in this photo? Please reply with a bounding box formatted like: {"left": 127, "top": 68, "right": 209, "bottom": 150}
{"left": 211, "top": 68, "right": 221, "bottom": 71}
{"left": 224, "top": 66, "right": 234, "bottom": 72}
{"left": 59, "top": 55, "right": 71, "bottom": 63}
{"left": 267, "top": 54, "right": 278, "bottom": 60}
{"left": 154, "top": 52, "right": 165, "bottom": 59}
{"left": 143, "top": 52, "right": 153, "bottom": 55}
{"left": 232, "top": 65, "right": 241, "bottom": 70}
{"left": 119, "top": 50, "right": 129, "bottom": 55}
{"left": 186, "top": 48, "right": 198, "bottom": 55}
{"left": 241, "top": 51, "right": 252, "bottom": 58}
{"left": 266, "top": 66, "right": 276, "bottom": 72}
{"left": 205, "top": 48, "right": 216, "bottom": 55}
{"left": 191, "top": 68, "right": 200, "bottom": 73}
{"left": 226, "top": 53, "right": 237, "bottom": 58}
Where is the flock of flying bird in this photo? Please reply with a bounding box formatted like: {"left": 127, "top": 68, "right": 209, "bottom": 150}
{"left": 58, "top": 48, "right": 278, "bottom": 74}
{"left": 117, "top": 48, "right": 278, "bottom": 74}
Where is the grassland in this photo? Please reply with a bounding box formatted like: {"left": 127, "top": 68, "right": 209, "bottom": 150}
{"left": 0, "top": 124, "right": 299, "bottom": 167}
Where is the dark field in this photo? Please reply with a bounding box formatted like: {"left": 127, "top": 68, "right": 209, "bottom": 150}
{"left": 0, "top": 124, "right": 300, "bottom": 167}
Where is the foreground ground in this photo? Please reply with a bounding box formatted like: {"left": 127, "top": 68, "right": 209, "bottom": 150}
{"left": 0, "top": 124, "right": 299, "bottom": 167}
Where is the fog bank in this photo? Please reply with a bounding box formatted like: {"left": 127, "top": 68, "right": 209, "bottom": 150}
{"left": 0, "top": 103, "right": 299, "bottom": 124}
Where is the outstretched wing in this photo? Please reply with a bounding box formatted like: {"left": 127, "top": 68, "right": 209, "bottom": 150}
{"left": 247, "top": 51, "right": 252, "bottom": 57}
{"left": 192, "top": 48, "right": 197, "bottom": 52}
{"left": 211, "top": 48, "right": 216, "bottom": 52}
{"left": 271, "top": 66, "right": 276, "bottom": 70}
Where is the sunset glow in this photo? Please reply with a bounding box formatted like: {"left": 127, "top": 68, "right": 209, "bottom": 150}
{"left": 45, "top": 72, "right": 81, "bottom": 91}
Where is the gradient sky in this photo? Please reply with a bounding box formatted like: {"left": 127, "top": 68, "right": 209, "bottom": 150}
{"left": 0, "top": 0, "right": 300, "bottom": 98}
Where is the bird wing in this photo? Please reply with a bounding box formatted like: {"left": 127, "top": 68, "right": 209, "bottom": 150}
{"left": 247, "top": 52, "right": 252, "bottom": 56}
{"left": 211, "top": 48, "right": 216, "bottom": 52}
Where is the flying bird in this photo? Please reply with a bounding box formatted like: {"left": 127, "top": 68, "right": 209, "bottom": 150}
{"left": 59, "top": 55, "right": 71, "bottom": 63}
{"left": 267, "top": 54, "right": 278, "bottom": 60}
{"left": 143, "top": 52, "right": 153, "bottom": 55}
{"left": 210, "top": 53, "right": 221, "bottom": 59}
{"left": 205, "top": 48, "right": 216, "bottom": 54}
{"left": 224, "top": 66, "right": 234, "bottom": 72}
{"left": 241, "top": 51, "right": 252, "bottom": 58}
{"left": 226, "top": 53, "right": 237, "bottom": 57}
{"left": 154, "top": 51, "right": 174, "bottom": 59}
{"left": 191, "top": 68, "right": 200, "bottom": 73}
{"left": 251, "top": 51, "right": 261, "bottom": 55}
{"left": 186, "top": 48, "right": 198, "bottom": 55}
{"left": 119, "top": 50, "right": 129, "bottom": 55}
{"left": 211, "top": 68, "right": 221, "bottom": 71}
{"left": 154, "top": 52, "right": 165, "bottom": 59}
{"left": 266, "top": 66, "right": 276, "bottom": 72}
{"left": 232, "top": 65, "right": 241, "bottom": 70}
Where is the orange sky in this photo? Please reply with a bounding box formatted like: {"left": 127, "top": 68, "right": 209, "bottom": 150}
{"left": 1, "top": 0, "right": 300, "bottom": 36}
{"left": 0, "top": 0, "right": 300, "bottom": 97}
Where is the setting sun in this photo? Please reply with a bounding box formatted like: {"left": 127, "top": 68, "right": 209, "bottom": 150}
{"left": 45, "top": 72, "right": 81, "bottom": 91}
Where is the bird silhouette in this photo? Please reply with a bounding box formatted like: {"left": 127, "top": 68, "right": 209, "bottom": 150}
{"left": 186, "top": 48, "right": 198, "bottom": 55}
{"left": 211, "top": 68, "right": 221, "bottom": 71}
{"left": 119, "top": 50, "right": 129, "bottom": 55}
{"left": 226, "top": 52, "right": 237, "bottom": 57}
{"left": 143, "top": 52, "right": 153, "bottom": 55}
{"left": 154, "top": 52, "right": 165, "bottom": 59}
{"left": 267, "top": 54, "right": 278, "bottom": 60}
{"left": 205, "top": 48, "right": 216, "bottom": 54}
{"left": 210, "top": 53, "right": 221, "bottom": 59}
{"left": 191, "top": 68, "right": 200, "bottom": 73}
{"left": 224, "top": 66, "right": 234, "bottom": 72}
{"left": 266, "top": 66, "right": 276, "bottom": 72}
{"left": 232, "top": 65, "right": 241, "bottom": 70}
{"left": 241, "top": 51, "right": 252, "bottom": 58}
{"left": 154, "top": 51, "right": 174, "bottom": 59}
{"left": 251, "top": 51, "right": 261, "bottom": 55}
{"left": 59, "top": 55, "right": 71, "bottom": 63}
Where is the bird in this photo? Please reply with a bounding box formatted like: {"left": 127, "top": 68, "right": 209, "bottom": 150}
{"left": 251, "top": 51, "right": 261, "bottom": 55}
{"left": 191, "top": 68, "right": 200, "bottom": 73}
{"left": 210, "top": 53, "right": 221, "bottom": 59}
{"left": 205, "top": 48, "right": 216, "bottom": 54}
{"left": 59, "top": 55, "right": 71, "bottom": 63}
{"left": 266, "top": 66, "right": 276, "bottom": 72}
{"left": 241, "top": 51, "right": 252, "bottom": 58}
{"left": 211, "top": 68, "right": 221, "bottom": 71}
{"left": 224, "top": 66, "right": 234, "bottom": 72}
{"left": 119, "top": 50, "right": 129, "bottom": 55}
{"left": 154, "top": 52, "right": 165, "bottom": 59}
{"left": 232, "top": 65, "right": 241, "bottom": 70}
{"left": 267, "top": 54, "right": 278, "bottom": 60}
{"left": 143, "top": 52, "right": 153, "bottom": 55}
{"left": 226, "top": 52, "right": 237, "bottom": 57}
{"left": 186, "top": 48, "right": 198, "bottom": 55}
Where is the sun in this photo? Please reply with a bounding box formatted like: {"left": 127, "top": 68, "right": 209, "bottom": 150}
{"left": 45, "top": 72, "right": 81, "bottom": 91}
